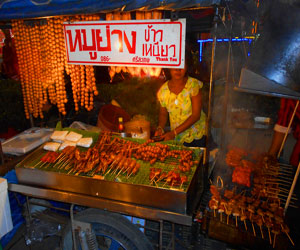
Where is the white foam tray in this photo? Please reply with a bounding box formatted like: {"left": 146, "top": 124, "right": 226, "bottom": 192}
{"left": 2, "top": 127, "right": 53, "bottom": 155}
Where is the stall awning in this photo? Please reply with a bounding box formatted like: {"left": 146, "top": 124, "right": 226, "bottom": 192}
{"left": 0, "top": 0, "right": 220, "bottom": 21}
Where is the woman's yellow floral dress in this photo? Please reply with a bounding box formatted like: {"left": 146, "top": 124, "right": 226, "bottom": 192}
{"left": 157, "top": 76, "right": 206, "bottom": 144}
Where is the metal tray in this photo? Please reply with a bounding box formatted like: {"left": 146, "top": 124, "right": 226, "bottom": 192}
{"left": 15, "top": 145, "right": 204, "bottom": 214}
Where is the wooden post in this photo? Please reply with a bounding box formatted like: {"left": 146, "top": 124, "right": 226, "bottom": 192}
{"left": 277, "top": 100, "right": 299, "bottom": 159}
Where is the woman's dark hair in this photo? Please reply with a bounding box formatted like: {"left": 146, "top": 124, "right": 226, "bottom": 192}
{"left": 163, "top": 51, "right": 192, "bottom": 80}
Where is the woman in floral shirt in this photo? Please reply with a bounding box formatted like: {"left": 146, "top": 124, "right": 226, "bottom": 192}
{"left": 155, "top": 64, "right": 206, "bottom": 147}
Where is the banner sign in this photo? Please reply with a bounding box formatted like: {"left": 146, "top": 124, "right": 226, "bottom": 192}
{"left": 63, "top": 19, "right": 186, "bottom": 68}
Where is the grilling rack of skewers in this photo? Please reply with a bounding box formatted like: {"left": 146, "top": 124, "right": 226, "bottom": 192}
{"left": 206, "top": 147, "right": 297, "bottom": 249}
{"left": 18, "top": 131, "right": 201, "bottom": 191}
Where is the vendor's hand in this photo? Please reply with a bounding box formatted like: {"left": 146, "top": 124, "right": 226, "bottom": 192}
{"left": 154, "top": 127, "right": 164, "bottom": 137}
{"left": 163, "top": 131, "right": 175, "bottom": 141}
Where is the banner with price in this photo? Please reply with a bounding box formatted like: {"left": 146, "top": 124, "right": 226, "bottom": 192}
{"left": 63, "top": 19, "right": 186, "bottom": 68}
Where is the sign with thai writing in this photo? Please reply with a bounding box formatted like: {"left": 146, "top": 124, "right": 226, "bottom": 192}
{"left": 63, "top": 19, "right": 186, "bottom": 68}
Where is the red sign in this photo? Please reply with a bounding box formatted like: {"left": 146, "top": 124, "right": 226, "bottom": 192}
{"left": 63, "top": 19, "right": 186, "bottom": 68}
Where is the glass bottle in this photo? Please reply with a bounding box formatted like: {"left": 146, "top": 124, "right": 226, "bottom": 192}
{"left": 118, "top": 117, "right": 124, "bottom": 133}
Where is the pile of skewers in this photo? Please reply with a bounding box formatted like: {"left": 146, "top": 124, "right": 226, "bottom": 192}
{"left": 32, "top": 131, "right": 197, "bottom": 189}
{"left": 209, "top": 182, "right": 294, "bottom": 248}
{"left": 133, "top": 143, "right": 195, "bottom": 172}
{"left": 149, "top": 167, "right": 188, "bottom": 189}
{"left": 208, "top": 146, "right": 296, "bottom": 248}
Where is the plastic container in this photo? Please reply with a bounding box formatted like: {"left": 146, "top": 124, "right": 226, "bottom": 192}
{"left": 0, "top": 178, "right": 13, "bottom": 239}
{"left": 124, "top": 119, "right": 150, "bottom": 140}
{"left": 69, "top": 121, "right": 101, "bottom": 133}
{"left": 2, "top": 127, "right": 53, "bottom": 155}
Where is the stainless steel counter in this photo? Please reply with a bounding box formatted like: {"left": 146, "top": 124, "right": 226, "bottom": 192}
{"left": 8, "top": 182, "right": 193, "bottom": 226}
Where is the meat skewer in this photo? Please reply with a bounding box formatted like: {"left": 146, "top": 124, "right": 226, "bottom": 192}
{"left": 104, "top": 154, "right": 122, "bottom": 176}
{"left": 218, "top": 200, "right": 226, "bottom": 223}
{"left": 127, "top": 163, "right": 140, "bottom": 178}
{"left": 179, "top": 176, "right": 188, "bottom": 188}
{"left": 247, "top": 204, "right": 255, "bottom": 221}
{"left": 251, "top": 220, "right": 256, "bottom": 237}
{"left": 115, "top": 158, "right": 129, "bottom": 176}
{"left": 225, "top": 204, "right": 232, "bottom": 225}
{"left": 209, "top": 199, "right": 218, "bottom": 217}
{"left": 240, "top": 212, "right": 247, "bottom": 231}
{"left": 272, "top": 224, "right": 281, "bottom": 248}
{"left": 232, "top": 207, "right": 240, "bottom": 227}
{"left": 255, "top": 216, "right": 264, "bottom": 239}
{"left": 265, "top": 217, "right": 273, "bottom": 245}
{"left": 257, "top": 209, "right": 265, "bottom": 223}
{"left": 149, "top": 168, "right": 161, "bottom": 184}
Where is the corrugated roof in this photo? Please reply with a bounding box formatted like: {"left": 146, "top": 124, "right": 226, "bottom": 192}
{"left": 0, "top": 0, "right": 220, "bottom": 20}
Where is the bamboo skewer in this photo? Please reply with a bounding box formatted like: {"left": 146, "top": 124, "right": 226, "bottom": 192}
{"left": 115, "top": 167, "right": 125, "bottom": 178}
{"left": 104, "top": 160, "right": 118, "bottom": 176}
{"left": 267, "top": 227, "right": 272, "bottom": 245}
{"left": 127, "top": 171, "right": 134, "bottom": 179}
{"left": 34, "top": 161, "right": 48, "bottom": 169}
{"left": 281, "top": 224, "right": 294, "bottom": 246}
{"left": 285, "top": 232, "right": 294, "bottom": 246}
{"left": 259, "top": 225, "right": 264, "bottom": 239}
{"left": 273, "top": 232, "right": 279, "bottom": 249}
{"left": 251, "top": 222, "right": 256, "bottom": 237}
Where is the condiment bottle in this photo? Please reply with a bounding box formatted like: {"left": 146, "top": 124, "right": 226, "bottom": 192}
{"left": 118, "top": 117, "right": 124, "bottom": 133}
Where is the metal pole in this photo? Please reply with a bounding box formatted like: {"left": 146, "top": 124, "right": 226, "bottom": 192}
{"left": 70, "top": 204, "right": 78, "bottom": 250}
{"left": 220, "top": 38, "right": 232, "bottom": 151}
{"left": 284, "top": 161, "right": 300, "bottom": 214}
{"left": 204, "top": 6, "right": 219, "bottom": 171}
{"left": 277, "top": 100, "right": 299, "bottom": 159}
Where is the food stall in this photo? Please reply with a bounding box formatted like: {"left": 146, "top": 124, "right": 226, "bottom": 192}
{"left": 0, "top": 0, "right": 222, "bottom": 249}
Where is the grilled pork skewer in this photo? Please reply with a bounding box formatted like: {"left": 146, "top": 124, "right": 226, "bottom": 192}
{"left": 272, "top": 224, "right": 280, "bottom": 248}
{"left": 265, "top": 217, "right": 273, "bottom": 245}
{"left": 240, "top": 212, "right": 247, "bottom": 231}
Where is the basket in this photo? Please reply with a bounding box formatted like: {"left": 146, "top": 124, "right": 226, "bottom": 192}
{"left": 97, "top": 104, "right": 131, "bottom": 132}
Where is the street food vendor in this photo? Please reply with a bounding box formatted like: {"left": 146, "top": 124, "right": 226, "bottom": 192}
{"left": 268, "top": 98, "right": 300, "bottom": 167}
{"left": 154, "top": 58, "right": 207, "bottom": 147}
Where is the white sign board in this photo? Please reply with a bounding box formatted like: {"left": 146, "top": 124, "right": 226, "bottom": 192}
{"left": 63, "top": 19, "right": 186, "bottom": 68}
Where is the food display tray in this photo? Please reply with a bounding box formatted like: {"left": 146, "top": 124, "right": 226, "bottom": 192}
{"left": 15, "top": 141, "right": 204, "bottom": 214}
